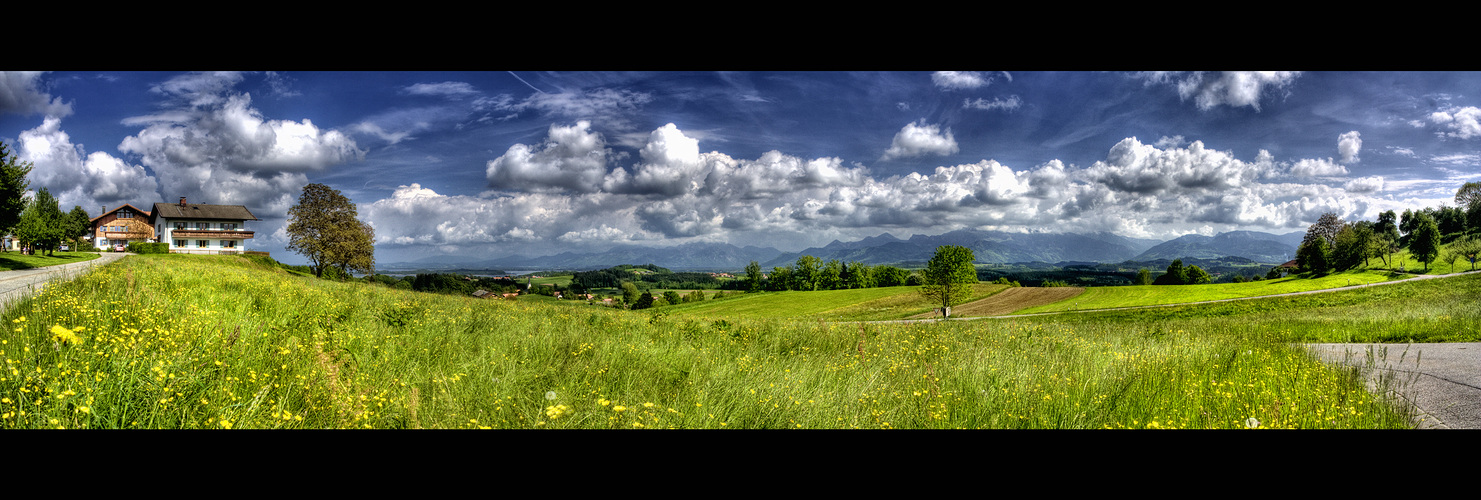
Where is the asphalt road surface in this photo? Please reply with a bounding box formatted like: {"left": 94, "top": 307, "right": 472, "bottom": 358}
{"left": 1304, "top": 343, "right": 1480, "bottom": 429}
{"left": 0, "top": 252, "right": 128, "bottom": 308}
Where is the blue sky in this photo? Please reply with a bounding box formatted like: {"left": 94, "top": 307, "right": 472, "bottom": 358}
{"left": 1, "top": 71, "right": 1477, "bottom": 266}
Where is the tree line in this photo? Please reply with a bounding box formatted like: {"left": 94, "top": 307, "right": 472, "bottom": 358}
{"left": 743, "top": 256, "right": 916, "bottom": 292}
{"left": 1293, "top": 182, "right": 1481, "bottom": 274}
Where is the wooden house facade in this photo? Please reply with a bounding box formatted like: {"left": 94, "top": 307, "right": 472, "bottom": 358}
{"left": 89, "top": 204, "right": 156, "bottom": 250}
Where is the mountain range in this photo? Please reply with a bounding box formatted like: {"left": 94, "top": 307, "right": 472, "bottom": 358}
{"left": 378, "top": 229, "right": 1304, "bottom": 272}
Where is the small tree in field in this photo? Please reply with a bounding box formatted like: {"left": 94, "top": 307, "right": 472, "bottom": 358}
{"left": 919, "top": 245, "right": 978, "bottom": 318}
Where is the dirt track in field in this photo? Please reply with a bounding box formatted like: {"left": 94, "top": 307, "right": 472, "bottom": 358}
{"left": 906, "top": 287, "right": 1084, "bottom": 319}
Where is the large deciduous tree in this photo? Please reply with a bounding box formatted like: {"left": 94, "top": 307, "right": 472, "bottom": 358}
{"left": 1456, "top": 181, "right": 1481, "bottom": 210}
{"left": 919, "top": 245, "right": 978, "bottom": 318}
{"left": 286, "top": 183, "right": 376, "bottom": 279}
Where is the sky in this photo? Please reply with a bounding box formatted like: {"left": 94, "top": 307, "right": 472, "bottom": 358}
{"left": 1, "top": 70, "right": 1478, "bottom": 266}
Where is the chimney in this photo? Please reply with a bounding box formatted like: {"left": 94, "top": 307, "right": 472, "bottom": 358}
{"left": 179, "top": 197, "right": 187, "bottom": 207}
{"left": 101, "top": 206, "right": 106, "bottom": 217}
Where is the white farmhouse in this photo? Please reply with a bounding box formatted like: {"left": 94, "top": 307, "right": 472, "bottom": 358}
{"left": 153, "top": 197, "right": 259, "bottom": 254}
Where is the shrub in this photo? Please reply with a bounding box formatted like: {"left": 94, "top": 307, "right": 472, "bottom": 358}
{"left": 127, "top": 242, "right": 170, "bottom": 254}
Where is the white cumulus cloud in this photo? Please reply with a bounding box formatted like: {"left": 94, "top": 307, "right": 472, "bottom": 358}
{"left": 1427, "top": 106, "right": 1481, "bottom": 139}
{"left": 1140, "top": 71, "right": 1302, "bottom": 111}
{"left": 932, "top": 71, "right": 990, "bottom": 90}
{"left": 0, "top": 72, "right": 72, "bottom": 118}
{"left": 880, "top": 120, "right": 959, "bottom": 161}
{"left": 17, "top": 116, "right": 159, "bottom": 211}
{"left": 486, "top": 120, "right": 616, "bottom": 193}
{"left": 116, "top": 73, "right": 364, "bottom": 218}
{"left": 1338, "top": 131, "right": 1362, "bottom": 162}
{"left": 1288, "top": 158, "right": 1349, "bottom": 177}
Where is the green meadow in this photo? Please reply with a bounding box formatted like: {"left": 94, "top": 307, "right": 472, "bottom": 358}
{"left": 2, "top": 253, "right": 1464, "bottom": 429}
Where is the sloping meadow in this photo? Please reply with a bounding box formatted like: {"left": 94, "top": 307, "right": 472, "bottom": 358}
{"left": 1, "top": 254, "right": 1452, "bottom": 429}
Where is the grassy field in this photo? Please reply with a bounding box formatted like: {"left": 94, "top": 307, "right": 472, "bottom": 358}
{"left": 1012, "top": 269, "right": 1406, "bottom": 314}
{"left": 0, "top": 253, "right": 1453, "bottom": 429}
{"left": 659, "top": 283, "right": 1007, "bottom": 322}
{"left": 0, "top": 251, "right": 101, "bottom": 271}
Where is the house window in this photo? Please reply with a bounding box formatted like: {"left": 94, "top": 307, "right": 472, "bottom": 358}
{"left": 175, "top": 239, "right": 185, "bottom": 247}
{"left": 224, "top": 240, "right": 236, "bottom": 249}
{"left": 197, "top": 240, "right": 208, "bottom": 248}
{"left": 175, "top": 222, "right": 185, "bottom": 230}
{"left": 118, "top": 211, "right": 132, "bottom": 218}
{"left": 99, "top": 238, "right": 109, "bottom": 247}
{"left": 195, "top": 222, "right": 208, "bottom": 230}
{"left": 222, "top": 223, "right": 237, "bottom": 230}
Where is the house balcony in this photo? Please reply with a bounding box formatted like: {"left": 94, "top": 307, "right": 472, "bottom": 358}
{"left": 169, "top": 229, "right": 255, "bottom": 239}
{"left": 101, "top": 230, "right": 154, "bottom": 239}
{"left": 169, "top": 248, "right": 248, "bottom": 255}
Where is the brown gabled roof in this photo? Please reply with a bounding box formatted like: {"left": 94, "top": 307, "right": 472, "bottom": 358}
{"left": 89, "top": 204, "right": 154, "bottom": 223}
{"left": 152, "top": 202, "right": 259, "bottom": 221}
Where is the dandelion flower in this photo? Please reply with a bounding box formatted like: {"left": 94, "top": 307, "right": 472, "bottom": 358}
{"left": 545, "top": 391, "right": 557, "bottom": 400}
{"left": 1245, "top": 417, "right": 1260, "bottom": 429}
{"left": 50, "top": 326, "right": 83, "bottom": 345}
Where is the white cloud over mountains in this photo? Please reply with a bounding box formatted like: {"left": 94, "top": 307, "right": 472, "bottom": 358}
{"left": 372, "top": 123, "right": 1394, "bottom": 250}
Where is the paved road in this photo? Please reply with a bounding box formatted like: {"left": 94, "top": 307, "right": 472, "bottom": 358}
{"left": 1305, "top": 343, "right": 1480, "bottom": 429}
{"left": 0, "top": 252, "right": 129, "bottom": 308}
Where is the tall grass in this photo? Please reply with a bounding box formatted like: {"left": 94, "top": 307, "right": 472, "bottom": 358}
{"left": 0, "top": 254, "right": 1424, "bottom": 429}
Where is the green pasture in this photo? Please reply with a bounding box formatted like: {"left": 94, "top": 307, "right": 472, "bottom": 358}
{"left": 1014, "top": 269, "right": 1407, "bottom": 314}
{"left": 0, "top": 253, "right": 1451, "bottom": 429}
{"left": 0, "top": 250, "right": 101, "bottom": 271}
{"left": 527, "top": 274, "right": 572, "bottom": 286}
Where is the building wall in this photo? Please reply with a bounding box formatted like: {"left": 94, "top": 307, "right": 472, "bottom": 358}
{"left": 160, "top": 217, "right": 252, "bottom": 254}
